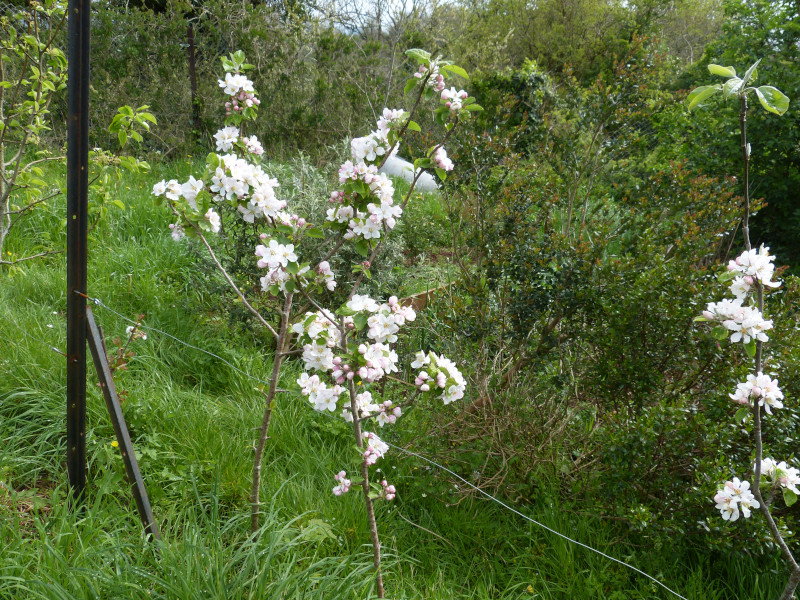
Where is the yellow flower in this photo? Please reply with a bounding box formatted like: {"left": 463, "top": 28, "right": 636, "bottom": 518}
{"left": 111, "top": 440, "right": 119, "bottom": 448}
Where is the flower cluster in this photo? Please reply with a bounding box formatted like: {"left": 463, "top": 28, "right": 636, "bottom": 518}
{"left": 324, "top": 108, "right": 412, "bottom": 241}
{"left": 297, "top": 372, "right": 345, "bottom": 412}
{"left": 412, "top": 351, "right": 466, "bottom": 404}
{"left": 701, "top": 247, "right": 781, "bottom": 346}
{"left": 760, "top": 458, "right": 800, "bottom": 495}
{"left": 218, "top": 72, "right": 260, "bottom": 116}
{"left": 152, "top": 178, "right": 221, "bottom": 235}
{"left": 362, "top": 431, "right": 389, "bottom": 465}
{"left": 255, "top": 238, "right": 307, "bottom": 294}
{"left": 703, "top": 298, "right": 773, "bottom": 344}
{"left": 380, "top": 479, "right": 396, "bottom": 500}
{"left": 414, "top": 63, "right": 446, "bottom": 91}
{"left": 727, "top": 245, "right": 781, "bottom": 291}
{"left": 729, "top": 372, "right": 784, "bottom": 414}
{"left": 333, "top": 471, "right": 351, "bottom": 496}
{"left": 432, "top": 147, "right": 454, "bottom": 172}
{"left": 344, "top": 295, "right": 417, "bottom": 344}
{"left": 714, "top": 478, "right": 760, "bottom": 521}
{"left": 441, "top": 87, "right": 469, "bottom": 112}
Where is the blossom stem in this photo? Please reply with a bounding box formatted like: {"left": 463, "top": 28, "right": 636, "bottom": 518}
{"left": 182, "top": 211, "right": 280, "bottom": 339}
{"left": 738, "top": 91, "right": 800, "bottom": 600}
{"left": 347, "top": 379, "right": 385, "bottom": 597}
{"left": 250, "top": 292, "right": 293, "bottom": 533}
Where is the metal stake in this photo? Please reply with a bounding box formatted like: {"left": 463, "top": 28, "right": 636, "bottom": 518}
{"left": 86, "top": 307, "right": 161, "bottom": 541}
{"left": 66, "top": 0, "right": 91, "bottom": 502}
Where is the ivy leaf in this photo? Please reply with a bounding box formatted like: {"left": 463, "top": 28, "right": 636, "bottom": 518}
{"left": 755, "top": 86, "right": 790, "bottom": 116}
{"left": 686, "top": 85, "right": 721, "bottom": 110}
{"left": 708, "top": 64, "right": 737, "bottom": 78}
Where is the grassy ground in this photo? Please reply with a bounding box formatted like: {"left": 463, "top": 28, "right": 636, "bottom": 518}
{"left": 0, "top": 160, "right": 787, "bottom": 599}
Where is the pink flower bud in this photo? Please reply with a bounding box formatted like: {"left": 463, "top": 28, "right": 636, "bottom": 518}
{"left": 420, "top": 384, "right": 430, "bottom": 392}
{"left": 744, "top": 275, "right": 754, "bottom": 285}
{"left": 347, "top": 371, "right": 355, "bottom": 380}
{"left": 297, "top": 217, "right": 306, "bottom": 227}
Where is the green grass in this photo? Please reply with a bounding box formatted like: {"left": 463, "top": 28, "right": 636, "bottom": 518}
{"left": 0, "top": 160, "right": 789, "bottom": 599}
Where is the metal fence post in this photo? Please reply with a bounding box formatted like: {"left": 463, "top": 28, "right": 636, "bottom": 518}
{"left": 66, "top": 0, "right": 90, "bottom": 502}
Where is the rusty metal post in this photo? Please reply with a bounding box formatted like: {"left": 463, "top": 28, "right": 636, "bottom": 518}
{"left": 66, "top": 0, "right": 90, "bottom": 502}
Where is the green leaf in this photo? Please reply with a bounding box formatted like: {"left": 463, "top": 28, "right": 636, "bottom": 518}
{"left": 744, "top": 340, "right": 757, "bottom": 358}
{"left": 693, "top": 316, "right": 708, "bottom": 322}
{"left": 734, "top": 407, "right": 750, "bottom": 423}
{"left": 354, "top": 239, "right": 369, "bottom": 257}
{"left": 405, "top": 48, "right": 431, "bottom": 63}
{"left": 111, "top": 199, "right": 125, "bottom": 209}
{"left": 406, "top": 120, "right": 421, "bottom": 132}
{"left": 117, "top": 130, "right": 127, "bottom": 147}
{"left": 755, "top": 86, "right": 790, "bottom": 116}
{"left": 741, "top": 59, "right": 760, "bottom": 87}
{"left": 403, "top": 77, "right": 418, "bottom": 95}
{"left": 336, "top": 305, "right": 357, "bottom": 317}
{"left": 286, "top": 262, "right": 299, "bottom": 275}
{"left": 686, "top": 85, "right": 721, "bottom": 110}
{"left": 717, "top": 269, "right": 738, "bottom": 282}
{"left": 723, "top": 77, "right": 743, "bottom": 99}
{"left": 305, "top": 227, "right": 324, "bottom": 239}
{"left": 353, "top": 313, "right": 368, "bottom": 330}
{"left": 712, "top": 326, "right": 729, "bottom": 341}
{"left": 442, "top": 64, "right": 469, "bottom": 79}
{"left": 708, "top": 64, "right": 737, "bottom": 78}
{"left": 465, "top": 103, "right": 484, "bottom": 112}
{"left": 268, "top": 284, "right": 280, "bottom": 296}
{"left": 435, "top": 168, "right": 447, "bottom": 181}
{"left": 784, "top": 488, "right": 798, "bottom": 507}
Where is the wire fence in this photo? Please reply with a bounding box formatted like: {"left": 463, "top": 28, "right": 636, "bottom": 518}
{"left": 2, "top": 290, "right": 689, "bottom": 600}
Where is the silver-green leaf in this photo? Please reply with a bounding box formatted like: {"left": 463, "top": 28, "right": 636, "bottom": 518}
{"left": 755, "top": 86, "right": 790, "bottom": 116}
{"left": 708, "top": 64, "right": 737, "bottom": 78}
{"left": 686, "top": 85, "right": 721, "bottom": 110}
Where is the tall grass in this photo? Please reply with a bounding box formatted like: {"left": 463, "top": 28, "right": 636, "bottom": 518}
{"left": 0, "top": 160, "right": 786, "bottom": 599}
